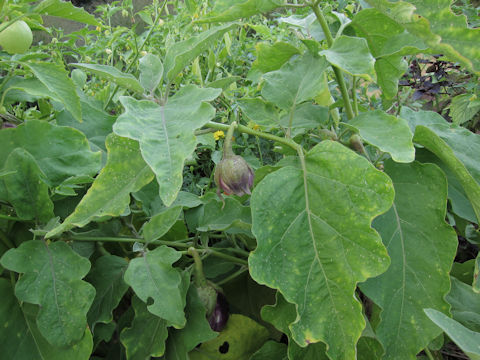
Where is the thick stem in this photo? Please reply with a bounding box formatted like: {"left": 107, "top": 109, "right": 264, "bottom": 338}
{"left": 70, "top": 235, "right": 192, "bottom": 248}
{"left": 188, "top": 247, "right": 207, "bottom": 287}
{"left": 205, "top": 121, "right": 300, "bottom": 152}
{"left": 352, "top": 76, "right": 359, "bottom": 116}
{"left": 204, "top": 248, "right": 248, "bottom": 266}
{"left": 0, "top": 213, "right": 24, "bottom": 222}
{"left": 310, "top": 3, "right": 355, "bottom": 120}
{"left": 223, "top": 121, "right": 237, "bottom": 158}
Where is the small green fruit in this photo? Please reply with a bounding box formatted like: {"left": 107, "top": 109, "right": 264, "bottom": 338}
{"left": 0, "top": 21, "right": 33, "bottom": 54}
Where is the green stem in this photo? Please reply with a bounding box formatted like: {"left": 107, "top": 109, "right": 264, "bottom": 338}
{"left": 217, "top": 266, "right": 248, "bottom": 285}
{"left": 205, "top": 121, "right": 300, "bottom": 152}
{"left": 424, "top": 348, "right": 435, "bottom": 360}
{"left": 310, "top": 3, "right": 355, "bottom": 120}
{"left": 0, "top": 213, "right": 24, "bottom": 222}
{"left": 0, "top": 229, "right": 14, "bottom": 248}
{"left": 223, "top": 121, "right": 237, "bottom": 158}
{"left": 70, "top": 235, "right": 192, "bottom": 248}
{"left": 204, "top": 248, "right": 248, "bottom": 266}
{"left": 188, "top": 247, "right": 207, "bottom": 287}
{"left": 352, "top": 76, "right": 359, "bottom": 116}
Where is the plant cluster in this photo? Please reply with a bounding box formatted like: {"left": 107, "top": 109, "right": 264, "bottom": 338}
{"left": 0, "top": 0, "right": 479, "bottom": 359}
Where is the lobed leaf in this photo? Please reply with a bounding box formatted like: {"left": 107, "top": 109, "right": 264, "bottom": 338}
{"left": 250, "top": 141, "right": 394, "bottom": 359}
{"left": 164, "top": 23, "right": 238, "bottom": 83}
{"left": 86, "top": 255, "right": 129, "bottom": 330}
{"left": 0, "top": 240, "right": 95, "bottom": 347}
{"left": 349, "top": 109, "right": 415, "bottom": 163}
{"left": 123, "top": 246, "right": 186, "bottom": 327}
{"left": 120, "top": 296, "right": 169, "bottom": 360}
{"left": 360, "top": 160, "right": 458, "bottom": 360}
{"left": 22, "top": 62, "right": 82, "bottom": 122}
{"left": 34, "top": 0, "right": 100, "bottom": 25}
{"left": 46, "top": 134, "right": 154, "bottom": 238}
{"left": 72, "top": 63, "right": 143, "bottom": 93}
{"left": 139, "top": 54, "right": 164, "bottom": 93}
{"left": 252, "top": 42, "right": 300, "bottom": 74}
{"left": 0, "top": 278, "right": 93, "bottom": 360}
{"left": 113, "top": 85, "right": 221, "bottom": 206}
{"left": 196, "top": 0, "right": 284, "bottom": 23}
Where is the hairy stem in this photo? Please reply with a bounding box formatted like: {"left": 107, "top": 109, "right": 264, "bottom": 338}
{"left": 310, "top": 2, "right": 355, "bottom": 120}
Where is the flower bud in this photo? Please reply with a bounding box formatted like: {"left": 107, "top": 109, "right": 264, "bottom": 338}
{"left": 214, "top": 155, "right": 254, "bottom": 197}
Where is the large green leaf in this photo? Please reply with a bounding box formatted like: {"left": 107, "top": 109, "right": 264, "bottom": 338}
{"left": 320, "top": 36, "right": 376, "bottom": 80}
{"left": 250, "top": 341, "right": 288, "bottom": 360}
{"left": 120, "top": 296, "right": 168, "bottom": 360}
{"left": 0, "top": 240, "right": 95, "bottom": 347}
{"left": 261, "top": 53, "right": 329, "bottom": 111}
{"left": 196, "top": 0, "right": 284, "bottom": 23}
{"left": 0, "top": 120, "right": 101, "bottom": 186}
{"left": 164, "top": 24, "right": 238, "bottom": 83}
{"left": 196, "top": 197, "right": 251, "bottom": 233}
{"left": 360, "top": 161, "right": 457, "bottom": 360}
{"left": 72, "top": 64, "right": 143, "bottom": 93}
{"left": 34, "top": 0, "right": 100, "bottom": 25}
{"left": 113, "top": 85, "right": 221, "bottom": 206}
{"left": 449, "top": 94, "right": 480, "bottom": 126}
{"left": 401, "top": 108, "right": 480, "bottom": 223}
{"left": 2, "top": 148, "right": 54, "bottom": 222}
{"left": 424, "top": 309, "right": 480, "bottom": 360}
{"left": 237, "top": 98, "right": 280, "bottom": 127}
{"left": 366, "top": 0, "right": 480, "bottom": 74}
{"left": 46, "top": 134, "right": 154, "bottom": 238}
{"left": 446, "top": 277, "right": 480, "bottom": 332}
{"left": 143, "top": 206, "right": 183, "bottom": 243}
{"left": 252, "top": 42, "right": 300, "bottom": 73}
{"left": 374, "top": 55, "right": 408, "bottom": 99}
{"left": 0, "top": 279, "right": 92, "bottom": 360}
{"left": 349, "top": 110, "right": 415, "bottom": 163}
{"left": 164, "top": 286, "right": 218, "bottom": 360}
{"left": 250, "top": 141, "right": 394, "bottom": 359}
{"left": 86, "top": 255, "right": 129, "bottom": 330}
{"left": 22, "top": 62, "right": 82, "bottom": 122}
{"left": 123, "top": 246, "right": 186, "bottom": 327}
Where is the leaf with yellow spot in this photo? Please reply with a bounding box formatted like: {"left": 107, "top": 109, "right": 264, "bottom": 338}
{"left": 249, "top": 141, "right": 394, "bottom": 360}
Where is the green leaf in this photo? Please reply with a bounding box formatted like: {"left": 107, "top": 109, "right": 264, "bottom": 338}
{"left": 196, "top": 0, "right": 284, "bottom": 23}
{"left": 196, "top": 197, "right": 251, "bottom": 233}
{"left": 250, "top": 341, "right": 288, "bottom": 360}
{"left": 113, "top": 86, "right": 221, "bottom": 206}
{"left": 164, "top": 23, "right": 238, "bottom": 83}
{"left": 366, "top": 0, "right": 480, "bottom": 74}
{"left": 261, "top": 292, "right": 329, "bottom": 360}
{"left": 189, "top": 314, "right": 269, "bottom": 360}
{"left": 123, "top": 246, "right": 186, "bottom": 327}
{"left": 250, "top": 141, "right": 394, "bottom": 359}
{"left": 139, "top": 54, "right": 163, "bottom": 93}
{"left": 0, "top": 120, "right": 101, "bottom": 187}
{"left": 349, "top": 109, "right": 415, "bottom": 163}
{"left": 34, "top": 0, "right": 100, "bottom": 25}
{"left": 320, "top": 36, "right": 376, "bottom": 80}
{"left": 360, "top": 160, "right": 457, "bottom": 360}
{"left": 449, "top": 94, "right": 480, "bottom": 125}
{"left": 0, "top": 279, "right": 93, "bottom": 360}
{"left": 143, "top": 206, "right": 183, "bottom": 243}
{"left": 86, "top": 255, "right": 129, "bottom": 330}
{"left": 375, "top": 56, "right": 408, "bottom": 99}
{"left": 72, "top": 63, "right": 143, "bottom": 93}
{"left": 237, "top": 98, "right": 280, "bottom": 127}
{"left": 446, "top": 277, "right": 480, "bottom": 332}
{"left": 279, "top": 103, "right": 329, "bottom": 131}
{"left": 402, "top": 108, "right": 480, "bottom": 224}
{"left": 424, "top": 309, "right": 480, "bottom": 360}
{"left": 120, "top": 296, "right": 168, "bottom": 360}
{"left": 22, "top": 62, "right": 82, "bottom": 122}
{"left": 164, "top": 286, "right": 218, "bottom": 360}
{"left": 2, "top": 148, "right": 54, "bottom": 222}
{"left": 475, "top": 255, "right": 480, "bottom": 293}
{"left": 0, "top": 240, "right": 95, "bottom": 347}
{"left": 252, "top": 42, "right": 300, "bottom": 73}
{"left": 262, "top": 53, "right": 329, "bottom": 111}
{"left": 57, "top": 95, "right": 116, "bottom": 155}
{"left": 46, "top": 134, "right": 154, "bottom": 238}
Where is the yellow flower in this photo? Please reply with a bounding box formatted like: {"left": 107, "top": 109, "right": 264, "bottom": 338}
{"left": 214, "top": 130, "right": 225, "bottom": 141}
